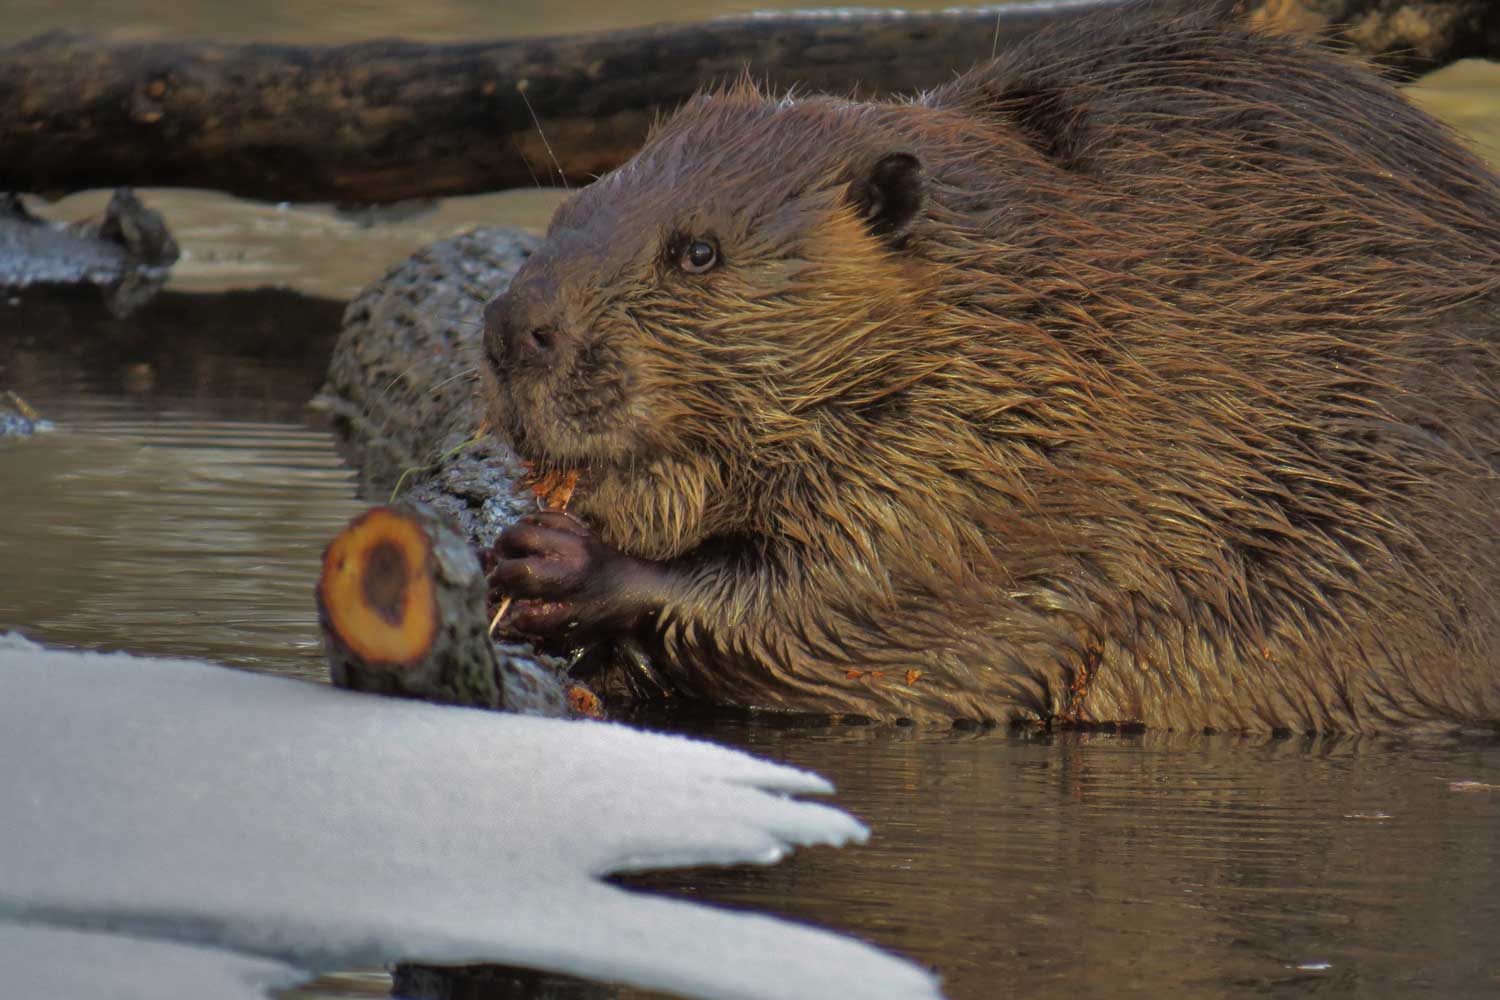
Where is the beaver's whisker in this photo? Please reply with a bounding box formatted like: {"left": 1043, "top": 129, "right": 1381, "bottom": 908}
{"left": 429, "top": 368, "right": 479, "bottom": 396}
{"left": 518, "top": 79, "right": 568, "bottom": 191}
{"left": 378, "top": 362, "right": 424, "bottom": 400}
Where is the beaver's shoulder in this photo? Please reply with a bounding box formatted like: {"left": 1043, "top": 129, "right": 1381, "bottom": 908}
{"left": 923, "top": 4, "right": 1499, "bottom": 220}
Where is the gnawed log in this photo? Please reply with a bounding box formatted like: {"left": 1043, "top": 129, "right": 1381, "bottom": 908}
{"left": 316, "top": 226, "right": 679, "bottom": 716}
{"left": 4, "top": 0, "right": 1490, "bottom": 205}
{"left": 317, "top": 501, "right": 597, "bottom": 716}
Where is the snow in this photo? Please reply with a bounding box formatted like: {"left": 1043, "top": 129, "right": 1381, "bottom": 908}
{"left": 1, "top": 923, "right": 303, "bottom": 1000}
{"left": 0, "top": 634, "right": 943, "bottom": 1000}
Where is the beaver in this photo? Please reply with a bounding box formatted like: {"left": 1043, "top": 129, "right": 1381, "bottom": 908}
{"left": 480, "top": 1, "right": 1500, "bottom": 733}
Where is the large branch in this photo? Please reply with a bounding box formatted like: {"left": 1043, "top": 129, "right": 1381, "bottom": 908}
{"left": 0, "top": 4, "right": 1110, "bottom": 204}
{"left": 1, "top": 0, "right": 1493, "bottom": 205}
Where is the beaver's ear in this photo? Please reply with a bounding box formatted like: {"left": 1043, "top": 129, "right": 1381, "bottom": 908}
{"left": 849, "top": 152, "right": 924, "bottom": 244}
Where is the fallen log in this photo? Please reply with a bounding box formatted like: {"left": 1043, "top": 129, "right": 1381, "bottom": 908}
{"left": 2, "top": 0, "right": 1492, "bottom": 205}
{"left": 0, "top": 5, "right": 1103, "bottom": 204}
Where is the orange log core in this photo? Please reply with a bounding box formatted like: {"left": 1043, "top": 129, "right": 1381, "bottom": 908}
{"left": 318, "top": 506, "right": 439, "bottom": 666}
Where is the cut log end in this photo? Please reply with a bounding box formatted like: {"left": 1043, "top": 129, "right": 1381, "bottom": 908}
{"left": 318, "top": 505, "right": 439, "bottom": 667}
{"left": 318, "top": 501, "right": 595, "bottom": 718}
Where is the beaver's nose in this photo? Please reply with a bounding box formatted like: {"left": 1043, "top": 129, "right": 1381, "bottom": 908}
{"left": 483, "top": 290, "right": 566, "bottom": 368}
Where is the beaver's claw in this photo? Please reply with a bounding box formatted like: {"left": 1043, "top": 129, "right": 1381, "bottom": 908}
{"left": 488, "top": 512, "right": 662, "bottom": 644}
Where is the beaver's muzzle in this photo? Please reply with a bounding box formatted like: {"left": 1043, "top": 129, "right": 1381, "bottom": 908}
{"left": 483, "top": 280, "right": 574, "bottom": 373}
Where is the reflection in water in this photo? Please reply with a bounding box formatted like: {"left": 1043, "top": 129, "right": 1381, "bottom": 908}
{"left": 0, "top": 418, "right": 362, "bottom": 679}
{"left": 0, "top": 290, "right": 362, "bottom": 679}
{"left": 12, "top": 294, "right": 1500, "bottom": 1000}
{"left": 389, "top": 723, "right": 1500, "bottom": 1000}
{"left": 629, "top": 724, "right": 1500, "bottom": 1000}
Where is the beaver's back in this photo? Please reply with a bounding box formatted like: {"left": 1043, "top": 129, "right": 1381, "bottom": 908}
{"left": 896, "top": 8, "right": 1500, "bottom": 729}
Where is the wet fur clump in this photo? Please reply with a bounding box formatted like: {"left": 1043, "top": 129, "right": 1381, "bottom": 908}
{"left": 482, "top": 2, "right": 1500, "bottom": 732}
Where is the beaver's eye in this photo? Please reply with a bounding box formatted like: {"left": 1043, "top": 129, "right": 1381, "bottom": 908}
{"left": 678, "top": 239, "right": 719, "bottom": 274}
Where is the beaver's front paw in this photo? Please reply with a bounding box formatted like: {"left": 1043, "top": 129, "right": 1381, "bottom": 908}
{"left": 487, "top": 511, "right": 662, "bottom": 644}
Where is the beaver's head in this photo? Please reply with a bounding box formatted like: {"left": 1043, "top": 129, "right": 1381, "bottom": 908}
{"left": 481, "top": 87, "right": 953, "bottom": 555}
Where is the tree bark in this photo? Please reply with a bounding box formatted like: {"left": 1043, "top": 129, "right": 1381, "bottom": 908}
{"left": 5, "top": 0, "right": 1491, "bottom": 206}
{"left": 0, "top": 5, "right": 1104, "bottom": 204}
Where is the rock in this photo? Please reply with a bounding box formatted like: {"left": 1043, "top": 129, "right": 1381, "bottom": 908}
{"left": 0, "top": 189, "right": 178, "bottom": 316}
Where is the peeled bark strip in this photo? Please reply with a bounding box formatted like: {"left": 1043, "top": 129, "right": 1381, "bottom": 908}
{"left": 318, "top": 502, "right": 574, "bottom": 716}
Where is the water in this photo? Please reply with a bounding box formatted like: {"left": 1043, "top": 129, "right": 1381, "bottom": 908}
{"left": 648, "top": 724, "right": 1500, "bottom": 999}
{"left": 0, "top": 290, "right": 361, "bottom": 679}
{"left": 6, "top": 298, "right": 1500, "bottom": 1000}
{"left": 0, "top": 0, "right": 913, "bottom": 43}
{"left": 3, "top": 2, "right": 1500, "bottom": 999}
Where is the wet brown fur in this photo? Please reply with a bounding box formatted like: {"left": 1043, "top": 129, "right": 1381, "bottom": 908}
{"left": 483, "top": 2, "right": 1500, "bottom": 732}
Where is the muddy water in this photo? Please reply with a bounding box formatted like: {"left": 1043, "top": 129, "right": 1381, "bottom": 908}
{"left": 4, "top": 3, "right": 1500, "bottom": 1000}
{"left": 651, "top": 724, "right": 1500, "bottom": 1000}
{"left": 0, "top": 291, "right": 357, "bottom": 679}
{"left": 0, "top": 0, "right": 914, "bottom": 43}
